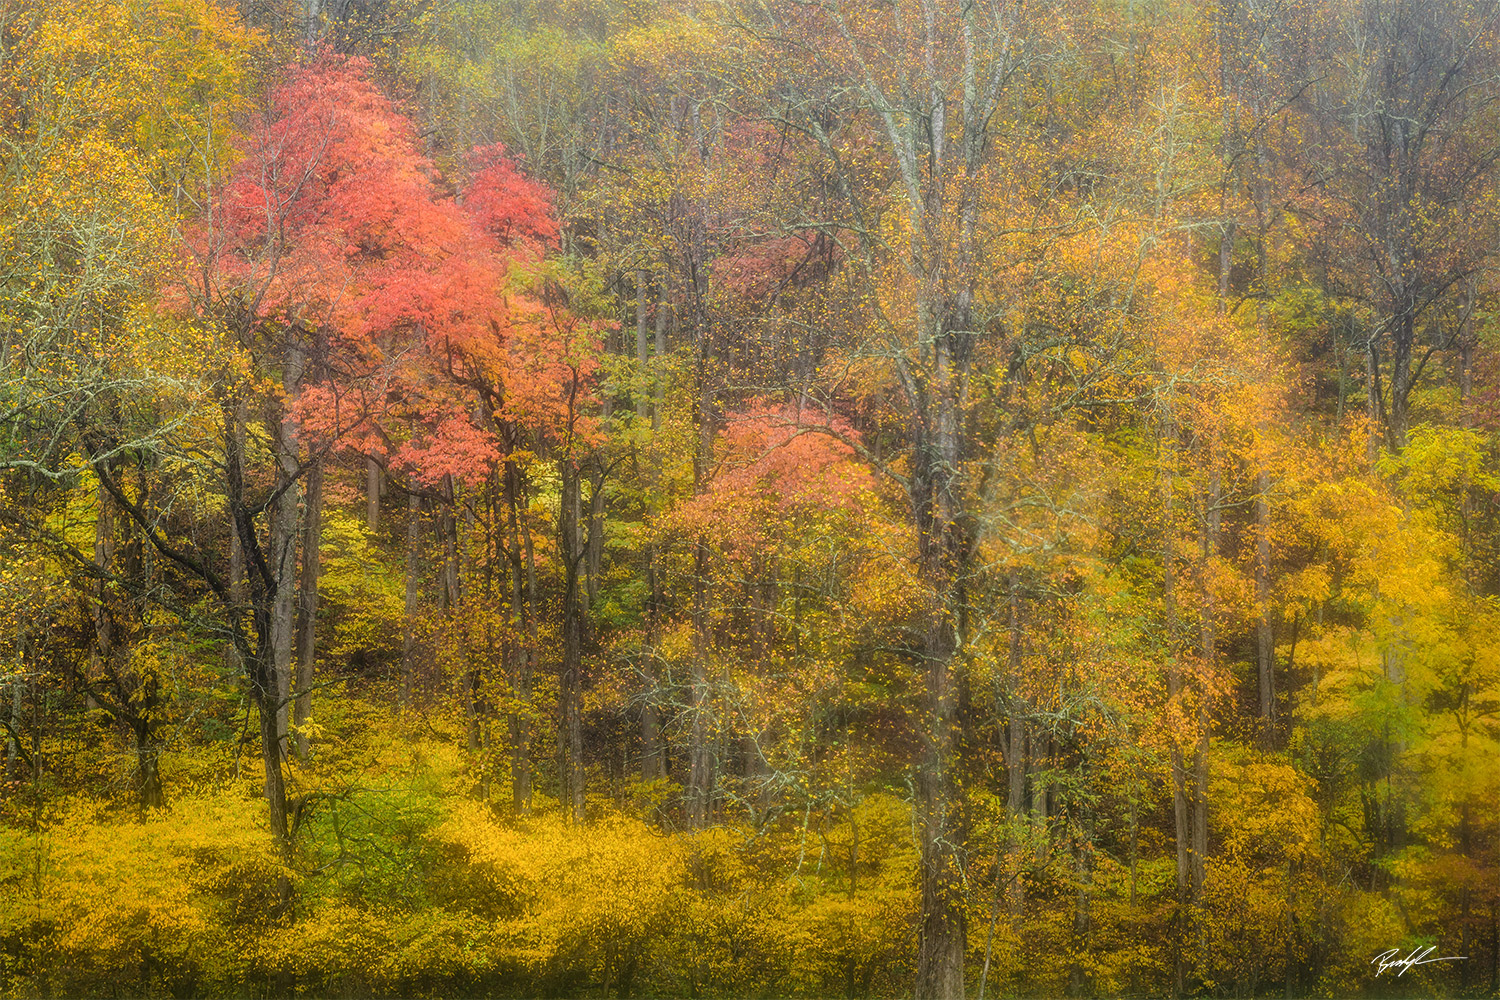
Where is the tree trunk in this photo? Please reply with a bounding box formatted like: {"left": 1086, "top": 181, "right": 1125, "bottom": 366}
{"left": 134, "top": 720, "right": 164, "bottom": 810}
{"left": 686, "top": 307, "right": 717, "bottom": 828}
{"left": 1256, "top": 466, "right": 1274, "bottom": 742}
{"left": 1460, "top": 289, "right": 1475, "bottom": 410}
{"left": 1027, "top": 727, "right": 1049, "bottom": 831}
{"left": 911, "top": 354, "right": 968, "bottom": 1000}
{"left": 227, "top": 402, "right": 247, "bottom": 672}
{"left": 1194, "top": 468, "right": 1218, "bottom": 900}
{"left": 725, "top": 7, "right": 1015, "bottom": 993}
{"left": 1005, "top": 574, "right": 1026, "bottom": 918}
{"left": 1386, "top": 307, "right": 1414, "bottom": 451}
{"left": 636, "top": 270, "right": 651, "bottom": 422}
{"left": 559, "top": 460, "right": 588, "bottom": 824}
{"left": 685, "top": 537, "right": 714, "bottom": 827}
{"left": 302, "top": 0, "right": 319, "bottom": 47}
{"left": 401, "top": 489, "right": 420, "bottom": 706}
{"left": 6, "top": 669, "right": 22, "bottom": 784}
{"left": 640, "top": 696, "right": 663, "bottom": 783}
{"left": 585, "top": 463, "right": 605, "bottom": 608}
{"left": 914, "top": 583, "right": 965, "bottom": 1000}
{"left": 653, "top": 285, "right": 669, "bottom": 432}
{"left": 366, "top": 457, "right": 381, "bottom": 533}
{"left": 642, "top": 287, "right": 668, "bottom": 781}
{"left": 254, "top": 668, "right": 289, "bottom": 846}
{"left": 1217, "top": 219, "right": 1235, "bottom": 303}
{"left": 520, "top": 476, "right": 541, "bottom": 812}
{"left": 1366, "top": 329, "right": 1385, "bottom": 460}
{"left": 1163, "top": 420, "right": 1190, "bottom": 996}
{"left": 293, "top": 458, "right": 323, "bottom": 758}
{"left": 1069, "top": 812, "right": 1094, "bottom": 996}
{"left": 505, "top": 459, "right": 534, "bottom": 813}
{"left": 223, "top": 394, "right": 291, "bottom": 856}
{"left": 92, "top": 477, "right": 115, "bottom": 696}
{"left": 641, "top": 532, "right": 665, "bottom": 783}
{"left": 270, "top": 343, "right": 305, "bottom": 755}
{"left": 440, "top": 474, "right": 461, "bottom": 610}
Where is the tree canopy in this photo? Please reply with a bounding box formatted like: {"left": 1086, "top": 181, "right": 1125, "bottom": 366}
{"left": 2, "top": 0, "right": 1500, "bottom": 997}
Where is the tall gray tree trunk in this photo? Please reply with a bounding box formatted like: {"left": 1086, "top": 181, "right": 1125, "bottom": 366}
{"left": 303, "top": 0, "right": 319, "bottom": 47}
{"left": 505, "top": 459, "right": 535, "bottom": 813}
{"left": 293, "top": 458, "right": 323, "bottom": 758}
{"left": 1256, "top": 469, "right": 1274, "bottom": 740}
{"left": 223, "top": 395, "right": 291, "bottom": 858}
{"left": 1194, "top": 468, "right": 1218, "bottom": 899}
{"left": 640, "top": 689, "right": 664, "bottom": 782}
{"left": 1069, "top": 810, "right": 1094, "bottom": 995}
{"left": 653, "top": 287, "right": 668, "bottom": 432}
{"left": 726, "top": 5, "right": 1022, "bottom": 993}
{"left": 1366, "top": 331, "right": 1384, "bottom": 461}
{"left": 559, "top": 460, "right": 588, "bottom": 824}
{"left": 401, "top": 489, "right": 420, "bottom": 707}
{"left": 133, "top": 716, "right": 164, "bottom": 810}
{"left": 441, "top": 474, "right": 461, "bottom": 610}
{"left": 636, "top": 271, "right": 651, "bottom": 422}
{"left": 6, "top": 666, "right": 22, "bottom": 783}
{"left": 271, "top": 343, "right": 305, "bottom": 753}
{"left": 642, "top": 282, "right": 669, "bottom": 783}
{"left": 911, "top": 334, "right": 968, "bottom": 1000}
{"left": 1005, "top": 575, "right": 1026, "bottom": 918}
{"left": 91, "top": 478, "right": 115, "bottom": 697}
{"left": 1386, "top": 308, "right": 1415, "bottom": 451}
{"left": 1163, "top": 419, "right": 1190, "bottom": 997}
{"left": 686, "top": 538, "right": 713, "bottom": 828}
{"left": 254, "top": 649, "right": 290, "bottom": 850}
{"left": 366, "top": 457, "right": 381, "bottom": 533}
{"left": 585, "top": 465, "right": 605, "bottom": 608}
{"left": 686, "top": 291, "right": 716, "bottom": 829}
{"left": 227, "top": 402, "right": 248, "bottom": 672}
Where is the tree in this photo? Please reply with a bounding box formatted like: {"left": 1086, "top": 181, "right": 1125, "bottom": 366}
{"left": 0, "top": 0, "right": 252, "bottom": 809}
{"left": 706, "top": 1, "right": 1043, "bottom": 992}
{"left": 1299, "top": 0, "right": 1500, "bottom": 450}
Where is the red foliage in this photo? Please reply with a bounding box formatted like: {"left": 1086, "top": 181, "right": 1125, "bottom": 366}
{"left": 197, "top": 52, "right": 590, "bottom": 486}
{"left": 463, "top": 143, "right": 560, "bottom": 252}
{"left": 713, "top": 404, "right": 871, "bottom": 506}
{"left": 714, "top": 230, "right": 843, "bottom": 303}
{"left": 669, "top": 404, "right": 875, "bottom": 558}
{"left": 1470, "top": 339, "right": 1500, "bottom": 432}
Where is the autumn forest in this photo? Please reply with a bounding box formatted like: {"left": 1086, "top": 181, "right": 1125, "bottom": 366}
{"left": 2, "top": 0, "right": 1499, "bottom": 996}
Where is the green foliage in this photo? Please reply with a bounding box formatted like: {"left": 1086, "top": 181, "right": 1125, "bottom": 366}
{"left": 318, "top": 509, "right": 407, "bottom": 668}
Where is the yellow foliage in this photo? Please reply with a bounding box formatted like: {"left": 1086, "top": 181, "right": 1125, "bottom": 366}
{"left": 0, "top": 795, "right": 281, "bottom": 996}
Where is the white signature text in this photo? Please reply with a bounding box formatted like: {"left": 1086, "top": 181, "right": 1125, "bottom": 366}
{"left": 1371, "top": 946, "right": 1467, "bottom": 977}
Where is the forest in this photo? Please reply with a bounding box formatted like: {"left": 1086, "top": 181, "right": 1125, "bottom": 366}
{"left": 1, "top": 0, "right": 1499, "bottom": 996}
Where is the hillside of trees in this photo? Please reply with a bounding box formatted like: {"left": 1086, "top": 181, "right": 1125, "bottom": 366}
{"left": 2, "top": 0, "right": 1499, "bottom": 996}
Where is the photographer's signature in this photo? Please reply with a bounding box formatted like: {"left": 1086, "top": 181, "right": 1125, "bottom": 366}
{"left": 1372, "top": 946, "right": 1467, "bottom": 977}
